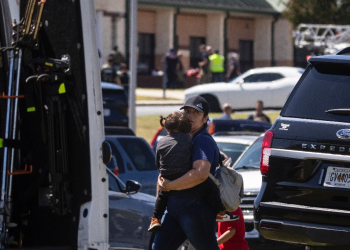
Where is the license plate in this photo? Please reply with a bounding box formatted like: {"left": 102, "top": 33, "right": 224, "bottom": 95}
{"left": 103, "top": 109, "right": 110, "bottom": 117}
{"left": 323, "top": 166, "right": 350, "bottom": 189}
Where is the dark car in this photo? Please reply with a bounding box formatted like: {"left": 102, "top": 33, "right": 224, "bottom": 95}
{"left": 150, "top": 119, "right": 271, "bottom": 151}
{"left": 208, "top": 118, "right": 271, "bottom": 135}
{"left": 102, "top": 81, "right": 128, "bottom": 127}
{"left": 106, "top": 135, "right": 158, "bottom": 196}
{"left": 107, "top": 167, "right": 155, "bottom": 249}
{"left": 254, "top": 49, "right": 350, "bottom": 249}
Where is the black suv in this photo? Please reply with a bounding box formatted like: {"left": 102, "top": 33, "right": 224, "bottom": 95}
{"left": 254, "top": 49, "right": 350, "bottom": 249}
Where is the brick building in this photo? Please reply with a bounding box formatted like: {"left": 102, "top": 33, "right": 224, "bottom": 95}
{"left": 94, "top": 0, "right": 293, "bottom": 86}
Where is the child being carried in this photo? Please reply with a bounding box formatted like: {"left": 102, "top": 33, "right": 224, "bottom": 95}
{"left": 148, "top": 111, "right": 238, "bottom": 232}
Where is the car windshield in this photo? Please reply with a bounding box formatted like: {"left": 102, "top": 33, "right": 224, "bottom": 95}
{"left": 216, "top": 142, "right": 250, "bottom": 163}
{"left": 116, "top": 137, "right": 156, "bottom": 171}
{"left": 233, "top": 137, "right": 263, "bottom": 171}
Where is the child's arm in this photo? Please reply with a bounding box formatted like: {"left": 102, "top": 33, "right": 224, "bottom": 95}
{"left": 217, "top": 228, "right": 236, "bottom": 245}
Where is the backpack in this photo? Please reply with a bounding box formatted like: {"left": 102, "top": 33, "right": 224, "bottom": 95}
{"left": 209, "top": 156, "right": 244, "bottom": 212}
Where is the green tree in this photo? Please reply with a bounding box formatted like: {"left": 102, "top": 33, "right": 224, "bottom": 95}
{"left": 283, "top": 0, "right": 350, "bottom": 27}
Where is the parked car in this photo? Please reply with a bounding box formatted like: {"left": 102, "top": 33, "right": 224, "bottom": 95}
{"left": 105, "top": 126, "right": 135, "bottom": 136}
{"left": 231, "top": 134, "right": 264, "bottom": 239}
{"left": 208, "top": 118, "right": 271, "bottom": 135}
{"left": 102, "top": 81, "right": 128, "bottom": 127}
{"left": 107, "top": 167, "right": 156, "bottom": 249}
{"left": 213, "top": 132, "right": 260, "bottom": 164}
{"left": 151, "top": 119, "right": 270, "bottom": 151}
{"left": 254, "top": 50, "right": 350, "bottom": 248}
{"left": 184, "top": 67, "right": 304, "bottom": 112}
{"left": 106, "top": 135, "right": 158, "bottom": 196}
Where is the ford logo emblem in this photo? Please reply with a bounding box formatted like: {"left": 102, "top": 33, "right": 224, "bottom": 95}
{"left": 336, "top": 129, "right": 350, "bottom": 139}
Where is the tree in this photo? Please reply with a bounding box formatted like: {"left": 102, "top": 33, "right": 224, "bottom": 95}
{"left": 283, "top": 0, "right": 350, "bottom": 27}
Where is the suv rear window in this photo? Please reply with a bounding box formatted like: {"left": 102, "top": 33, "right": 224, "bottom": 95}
{"left": 117, "top": 137, "right": 156, "bottom": 171}
{"left": 282, "top": 64, "right": 350, "bottom": 123}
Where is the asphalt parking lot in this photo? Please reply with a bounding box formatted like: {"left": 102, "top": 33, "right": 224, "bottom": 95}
{"left": 247, "top": 239, "right": 304, "bottom": 250}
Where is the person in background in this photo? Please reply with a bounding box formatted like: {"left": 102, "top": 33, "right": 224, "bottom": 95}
{"left": 209, "top": 49, "right": 225, "bottom": 83}
{"left": 176, "top": 51, "right": 185, "bottom": 88}
{"left": 220, "top": 103, "right": 233, "bottom": 120}
{"left": 198, "top": 44, "right": 211, "bottom": 84}
{"left": 101, "top": 55, "right": 120, "bottom": 85}
{"left": 110, "top": 45, "right": 125, "bottom": 71}
{"left": 206, "top": 45, "right": 213, "bottom": 56}
{"left": 117, "top": 63, "right": 130, "bottom": 97}
{"left": 164, "top": 47, "right": 179, "bottom": 89}
{"left": 217, "top": 207, "right": 249, "bottom": 250}
{"left": 247, "top": 100, "right": 271, "bottom": 123}
{"left": 225, "top": 53, "right": 239, "bottom": 82}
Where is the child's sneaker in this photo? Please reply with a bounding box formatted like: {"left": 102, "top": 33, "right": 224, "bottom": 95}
{"left": 148, "top": 217, "right": 161, "bottom": 232}
{"left": 216, "top": 211, "right": 239, "bottom": 222}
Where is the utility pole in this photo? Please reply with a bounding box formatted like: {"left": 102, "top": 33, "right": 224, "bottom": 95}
{"left": 129, "top": 0, "right": 137, "bottom": 132}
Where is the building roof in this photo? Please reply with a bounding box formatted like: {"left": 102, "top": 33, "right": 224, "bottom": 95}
{"left": 138, "top": 0, "right": 283, "bottom": 15}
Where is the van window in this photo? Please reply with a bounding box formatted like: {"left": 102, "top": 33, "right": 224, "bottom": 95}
{"left": 117, "top": 138, "right": 156, "bottom": 171}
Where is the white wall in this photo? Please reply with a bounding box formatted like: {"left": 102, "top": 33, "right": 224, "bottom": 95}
{"left": 207, "top": 13, "right": 225, "bottom": 55}
{"left": 254, "top": 17, "right": 273, "bottom": 65}
{"left": 155, "top": 10, "right": 174, "bottom": 55}
{"left": 275, "top": 18, "right": 293, "bottom": 62}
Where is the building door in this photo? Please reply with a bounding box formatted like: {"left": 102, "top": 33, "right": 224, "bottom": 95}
{"left": 190, "top": 37, "right": 206, "bottom": 68}
{"left": 239, "top": 40, "right": 254, "bottom": 73}
{"left": 138, "top": 33, "right": 155, "bottom": 74}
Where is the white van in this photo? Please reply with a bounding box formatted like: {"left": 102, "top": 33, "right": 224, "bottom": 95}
{"left": 0, "top": 1, "right": 108, "bottom": 249}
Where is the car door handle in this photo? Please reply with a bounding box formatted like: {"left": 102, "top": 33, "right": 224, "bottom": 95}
{"left": 127, "top": 163, "right": 133, "bottom": 171}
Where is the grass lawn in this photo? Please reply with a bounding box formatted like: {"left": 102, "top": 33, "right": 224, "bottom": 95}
{"left": 136, "top": 111, "right": 281, "bottom": 144}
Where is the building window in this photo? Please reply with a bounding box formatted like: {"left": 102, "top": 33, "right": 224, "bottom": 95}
{"left": 138, "top": 33, "right": 155, "bottom": 75}
{"left": 239, "top": 40, "right": 254, "bottom": 73}
{"left": 190, "top": 37, "right": 206, "bottom": 69}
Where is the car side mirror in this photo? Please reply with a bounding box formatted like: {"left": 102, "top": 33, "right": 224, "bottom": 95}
{"left": 102, "top": 141, "right": 112, "bottom": 164}
{"left": 124, "top": 180, "right": 142, "bottom": 195}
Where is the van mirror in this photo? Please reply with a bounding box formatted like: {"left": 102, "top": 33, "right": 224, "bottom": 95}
{"left": 102, "top": 141, "right": 112, "bottom": 164}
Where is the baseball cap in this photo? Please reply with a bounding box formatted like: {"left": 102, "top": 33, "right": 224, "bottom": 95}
{"left": 180, "top": 96, "right": 209, "bottom": 115}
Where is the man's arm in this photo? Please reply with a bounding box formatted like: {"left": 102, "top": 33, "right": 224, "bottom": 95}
{"left": 217, "top": 228, "right": 236, "bottom": 245}
{"left": 225, "top": 64, "right": 234, "bottom": 79}
{"left": 159, "top": 159, "right": 211, "bottom": 190}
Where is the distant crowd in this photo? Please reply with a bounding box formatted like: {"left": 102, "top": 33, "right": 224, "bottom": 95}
{"left": 163, "top": 44, "right": 241, "bottom": 89}
{"left": 100, "top": 44, "right": 242, "bottom": 91}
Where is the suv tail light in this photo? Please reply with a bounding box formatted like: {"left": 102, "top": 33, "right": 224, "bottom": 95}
{"left": 260, "top": 130, "right": 273, "bottom": 174}
{"left": 208, "top": 123, "right": 215, "bottom": 134}
{"left": 114, "top": 167, "right": 119, "bottom": 176}
{"left": 150, "top": 126, "right": 163, "bottom": 148}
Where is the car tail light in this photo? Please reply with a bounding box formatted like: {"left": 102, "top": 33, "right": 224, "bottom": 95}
{"left": 260, "top": 130, "right": 273, "bottom": 174}
{"left": 150, "top": 126, "right": 163, "bottom": 148}
{"left": 208, "top": 122, "right": 215, "bottom": 134}
{"left": 114, "top": 167, "right": 119, "bottom": 176}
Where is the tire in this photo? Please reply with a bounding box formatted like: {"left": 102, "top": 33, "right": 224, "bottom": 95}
{"left": 200, "top": 94, "right": 221, "bottom": 113}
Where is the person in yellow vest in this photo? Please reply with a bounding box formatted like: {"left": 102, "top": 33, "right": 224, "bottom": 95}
{"left": 209, "top": 49, "right": 225, "bottom": 83}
